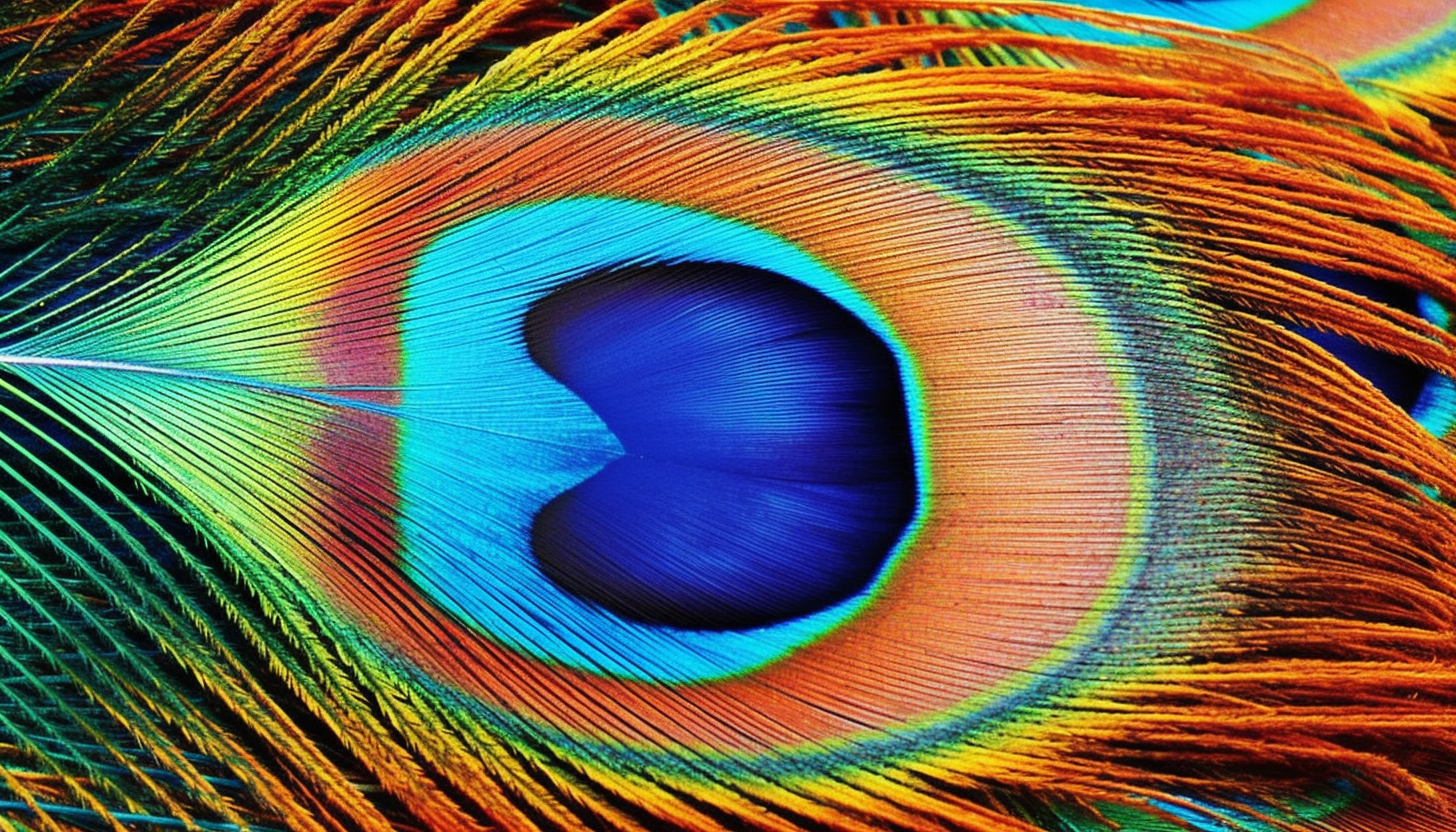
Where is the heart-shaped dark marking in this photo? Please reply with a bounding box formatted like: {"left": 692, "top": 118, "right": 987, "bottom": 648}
{"left": 524, "top": 262, "right": 917, "bottom": 631}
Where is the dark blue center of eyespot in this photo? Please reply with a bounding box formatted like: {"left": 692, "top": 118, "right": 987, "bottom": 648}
{"left": 524, "top": 262, "right": 917, "bottom": 631}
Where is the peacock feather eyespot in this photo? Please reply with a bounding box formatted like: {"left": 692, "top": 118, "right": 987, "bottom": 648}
{"left": 0, "top": 1, "right": 1455, "bottom": 831}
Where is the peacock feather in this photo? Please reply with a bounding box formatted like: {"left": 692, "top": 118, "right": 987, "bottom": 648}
{"left": 1, "top": 1, "right": 1455, "bottom": 830}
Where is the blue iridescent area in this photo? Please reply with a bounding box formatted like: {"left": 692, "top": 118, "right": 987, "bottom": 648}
{"left": 401, "top": 197, "right": 925, "bottom": 681}
{"left": 526, "top": 263, "right": 917, "bottom": 630}
{"left": 1027, "top": 0, "right": 1310, "bottom": 30}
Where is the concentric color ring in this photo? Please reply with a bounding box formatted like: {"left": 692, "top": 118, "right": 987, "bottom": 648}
{"left": 282, "top": 117, "right": 1148, "bottom": 752}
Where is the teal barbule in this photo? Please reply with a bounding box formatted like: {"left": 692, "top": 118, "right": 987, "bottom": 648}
{"left": 1416, "top": 296, "right": 1456, "bottom": 436}
{"left": 1023, "top": 0, "right": 1311, "bottom": 29}
{"left": 399, "top": 196, "right": 930, "bottom": 682}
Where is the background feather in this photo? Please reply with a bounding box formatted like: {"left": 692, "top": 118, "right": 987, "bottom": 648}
{"left": 0, "top": 2, "right": 1455, "bottom": 831}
